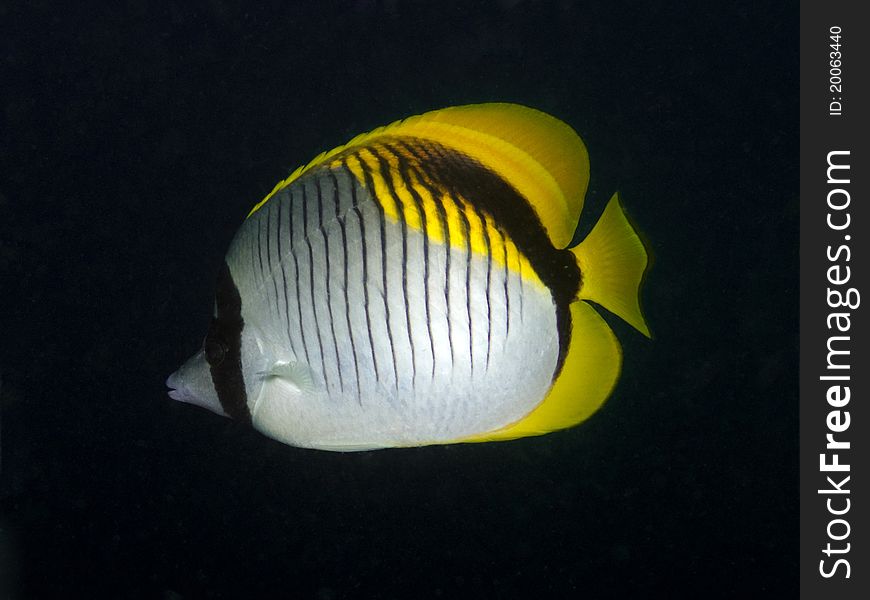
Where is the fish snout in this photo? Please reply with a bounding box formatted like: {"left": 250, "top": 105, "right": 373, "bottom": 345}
{"left": 166, "top": 370, "right": 188, "bottom": 402}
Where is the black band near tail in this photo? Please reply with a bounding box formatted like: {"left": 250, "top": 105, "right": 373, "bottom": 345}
{"left": 206, "top": 261, "right": 251, "bottom": 423}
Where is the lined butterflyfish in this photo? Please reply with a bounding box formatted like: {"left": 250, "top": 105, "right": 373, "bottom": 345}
{"left": 166, "top": 103, "right": 650, "bottom": 451}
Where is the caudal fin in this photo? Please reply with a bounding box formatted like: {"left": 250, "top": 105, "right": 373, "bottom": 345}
{"left": 571, "top": 193, "right": 651, "bottom": 337}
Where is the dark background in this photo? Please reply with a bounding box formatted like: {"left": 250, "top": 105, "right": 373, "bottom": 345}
{"left": 0, "top": 1, "right": 797, "bottom": 598}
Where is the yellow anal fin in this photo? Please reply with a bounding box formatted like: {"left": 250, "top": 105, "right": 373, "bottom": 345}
{"left": 572, "top": 193, "right": 651, "bottom": 337}
{"left": 457, "top": 300, "right": 621, "bottom": 443}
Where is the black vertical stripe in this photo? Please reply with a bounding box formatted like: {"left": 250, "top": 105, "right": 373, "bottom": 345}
{"left": 496, "top": 226, "right": 511, "bottom": 338}
{"left": 265, "top": 201, "right": 273, "bottom": 274}
{"left": 267, "top": 202, "right": 282, "bottom": 324}
{"left": 330, "top": 168, "right": 362, "bottom": 401}
{"left": 421, "top": 143, "right": 474, "bottom": 371}
{"left": 257, "top": 209, "right": 266, "bottom": 281}
{"left": 397, "top": 140, "right": 455, "bottom": 367}
{"left": 517, "top": 242, "right": 524, "bottom": 321}
{"left": 276, "top": 195, "right": 283, "bottom": 259}
{"left": 250, "top": 221, "right": 257, "bottom": 286}
{"left": 207, "top": 262, "right": 250, "bottom": 423}
{"left": 291, "top": 188, "right": 310, "bottom": 366}
{"left": 451, "top": 192, "right": 474, "bottom": 373}
{"left": 474, "top": 207, "right": 493, "bottom": 370}
{"left": 423, "top": 137, "right": 475, "bottom": 371}
{"left": 370, "top": 146, "right": 417, "bottom": 384}
{"left": 383, "top": 143, "right": 436, "bottom": 380}
{"left": 302, "top": 184, "right": 330, "bottom": 391}
{"left": 342, "top": 159, "right": 380, "bottom": 386}
{"left": 356, "top": 149, "right": 399, "bottom": 389}
{"left": 316, "top": 176, "right": 344, "bottom": 393}
{"left": 277, "top": 196, "right": 297, "bottom": 359}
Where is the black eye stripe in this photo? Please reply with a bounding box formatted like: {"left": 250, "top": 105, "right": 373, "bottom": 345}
{"left": 204, "top": 330, "right": 227, "bottom": 366}
{"left": 208, "top": 262, "right": 251, "bottom": 423}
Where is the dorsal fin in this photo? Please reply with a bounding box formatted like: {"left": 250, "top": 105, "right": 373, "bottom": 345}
{"left": 247, "top": 103, "right": 589, "bottom": 248}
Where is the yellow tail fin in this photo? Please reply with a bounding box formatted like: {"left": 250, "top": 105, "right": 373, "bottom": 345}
{"left": 572, "top": 193, "right": 651, "bottom": 337}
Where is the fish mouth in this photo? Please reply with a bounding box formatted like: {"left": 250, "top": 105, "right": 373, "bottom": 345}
{"left": 165, "top": 372, "right": 188, "bottom": 402}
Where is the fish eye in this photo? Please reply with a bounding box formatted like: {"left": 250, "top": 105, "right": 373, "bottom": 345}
{"left": 204, "top": 333, "right": 228, "bottom": 366}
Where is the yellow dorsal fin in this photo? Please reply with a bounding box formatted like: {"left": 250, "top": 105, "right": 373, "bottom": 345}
{"left": 247, "top": 104, "right": 590, "bottom": 248}
{"left": 457, "top": 300, "right": 621, "bottom": 442}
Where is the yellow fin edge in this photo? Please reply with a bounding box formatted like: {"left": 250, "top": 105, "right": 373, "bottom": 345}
{"left": 455, "top": 300, "right": 621, "bottom": 443}
{"left": 246, "top": 104, "right": 590, "bottom": 249}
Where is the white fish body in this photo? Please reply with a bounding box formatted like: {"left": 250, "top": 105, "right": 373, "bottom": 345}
{"left": 167, "top": 103, "right": 650, "bottom": 451}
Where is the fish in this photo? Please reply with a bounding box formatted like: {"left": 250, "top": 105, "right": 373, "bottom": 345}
{"left": 166, "top": 103, "right": 650, "bottom": 451}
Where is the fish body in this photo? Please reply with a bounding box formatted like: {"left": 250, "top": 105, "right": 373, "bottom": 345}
{"left": 167, "top": 103, "right": 650, "bottom": 451}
